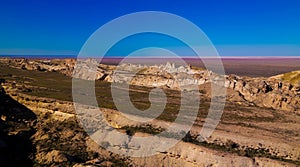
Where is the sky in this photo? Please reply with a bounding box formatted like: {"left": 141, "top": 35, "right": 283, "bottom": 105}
{"left": 0, "top": 0, "right": 300, "bottom": 57}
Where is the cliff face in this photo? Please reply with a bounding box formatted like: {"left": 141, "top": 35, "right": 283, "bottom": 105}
{"left": 225, "top": 75, "right": 300, "bottom": 112}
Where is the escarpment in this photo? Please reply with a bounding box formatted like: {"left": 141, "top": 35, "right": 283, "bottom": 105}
{"left": 2, "top": 58, "right": 298, "bottom": 113}
{"left": 0, "top": 58, "right": 299, "bottom": 166}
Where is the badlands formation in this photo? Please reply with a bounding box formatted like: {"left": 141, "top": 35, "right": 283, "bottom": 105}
{"left": 0, "top": 57, "right": 299, "bottom": 166}
{"left": 3, "top": 58, "right": 299, "bottom": 112}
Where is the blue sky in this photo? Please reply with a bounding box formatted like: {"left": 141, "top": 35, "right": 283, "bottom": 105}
{"left": 0, "top": 0, "right": 300, "bottom": 57}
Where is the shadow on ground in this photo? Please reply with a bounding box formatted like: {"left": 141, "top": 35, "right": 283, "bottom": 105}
{"left": 0, "top": 79, "right": 37, "bottom": 167}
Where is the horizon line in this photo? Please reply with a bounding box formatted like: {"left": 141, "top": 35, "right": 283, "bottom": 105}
{"left": 1, "top": 55, "right": 300, "bottom": 59}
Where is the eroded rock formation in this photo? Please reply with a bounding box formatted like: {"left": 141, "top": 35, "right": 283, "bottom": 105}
{"left": 1, "top": 57, "right": 299, "bottom": 113}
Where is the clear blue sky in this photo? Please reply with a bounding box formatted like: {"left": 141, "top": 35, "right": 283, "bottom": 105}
{"left": 0, "top": 0, "right": 300, "bottom": 57}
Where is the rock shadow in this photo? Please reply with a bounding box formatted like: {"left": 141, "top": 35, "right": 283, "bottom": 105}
{"left": 0, "top": 80, "right": 37, "bottom": 167}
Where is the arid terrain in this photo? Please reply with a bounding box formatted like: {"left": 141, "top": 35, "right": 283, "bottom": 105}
{"left": 99, "top": 57, "right": 300, "bottom": 77}
{"left": 0, "top": 57, "right": 299, "bottom": 167}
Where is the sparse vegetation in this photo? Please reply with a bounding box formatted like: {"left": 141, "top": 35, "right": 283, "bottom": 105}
{"left": 118, "top": 124, "right": 300, "bottom": 165}
{"left": 121, "top": 125, "right": 164, "bottom": 136}
{"left": 281, "top": 71, "right": 300, "bottom": 85}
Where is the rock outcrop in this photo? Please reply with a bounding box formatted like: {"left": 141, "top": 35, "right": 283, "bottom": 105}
{"left": 225, "top": 75, "right": 300, "bottom": 112}
{"left": 0, "top": 57, "right": 76, "bottom": 75}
